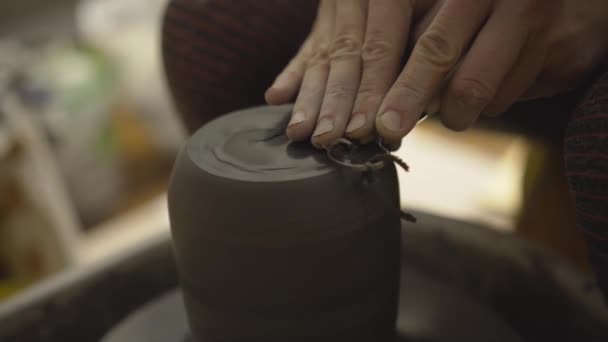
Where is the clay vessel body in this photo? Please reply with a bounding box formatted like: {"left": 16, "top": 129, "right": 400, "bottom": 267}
{"left": 168, "top": 105, "right": 401, "bottom": 342}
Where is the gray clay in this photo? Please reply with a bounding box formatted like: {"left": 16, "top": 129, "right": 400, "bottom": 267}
{"left": 168, "top": 105, "right": 402, "bottom": 342}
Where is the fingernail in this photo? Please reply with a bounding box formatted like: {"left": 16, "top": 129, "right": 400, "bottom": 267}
{"left": 346, "top": 113, "right": 366, "bottom": 133}
{"left": 288, "top": 111, "right": 306, "bottom": 127}
{"left": 379, "top": 111, "right": 402, "bottom": 133}
{"left": 312, "top": 117, "right": 334, "bottom": 137}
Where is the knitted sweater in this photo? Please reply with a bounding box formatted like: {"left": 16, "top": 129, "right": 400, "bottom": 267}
{"left": 162, "top": 0, "right": 608, "bottom": 299}
{"left": 565, "top": 67, "right": 608, "bottom": 299}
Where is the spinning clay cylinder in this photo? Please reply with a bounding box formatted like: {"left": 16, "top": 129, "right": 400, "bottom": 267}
{"left": 168, "top": 105, "right": 402, "bottom": 342}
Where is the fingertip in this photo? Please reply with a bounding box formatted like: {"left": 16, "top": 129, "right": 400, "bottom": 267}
{"left": 265, "top": 87, "right": 289, "bottom": 105}
{"left": 310, "top": 136, "right": 335, "bottom": 149}
{"left": 310, "top": 118, "right": 339, "bottom": 148}
{"left": 264, "top": 88, "right": 275, "bottom": 104}
{"left": 266, "top": 71, "right": 302, "bottom": 105}
{"left": 375, "top": 128, "right": 401, "bottom": 150}
{"left": 439, "top": 114, "right": 471, "bottom": 132}
{"left": 344, "top": 113, "right": 371, "bottom": 140}
{"left": 285, "top": 114, "right": 314, "bottom": 142}
{"left": 375, "top": 132, "right": 401, "bottom": 148}
{"left": 379, "top": 138, "right": 401, "bottom": 152}
{"left": 344, "top": 132, "right": 377, "bottom": 147}
{"left": 438, "top": 99, "right": 475, "bottom": 131}
{"left": 344, "top": 127, "right": 374, "bottom": 142}
{"left": 344, "top": 130, "right": 369, "bottom": 141}
{"left": 375, "top": 129, "right": 403, "bottom": 146}
{"left": 285, "top": 125, "right": 308, "bottom": 142}
{"left": 439, "top": 84, "right": 488, "bottom": 131}
{"left": 375, "top": 110, "right": 415, "bottom": 142}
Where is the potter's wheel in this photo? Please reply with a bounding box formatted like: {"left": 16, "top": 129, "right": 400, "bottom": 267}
{"left": 103, "top": 266, "right": 521, "bottom": 342}
{"left": 99, "top": 216, "right": 608, "bottom": 342}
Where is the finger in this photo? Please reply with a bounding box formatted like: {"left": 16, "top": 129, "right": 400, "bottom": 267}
{"left": 440, "top": 1, "right": 529, "bottom": 131}
{"left": 410, "top": 0, "right": 444, "bottom": 48}
{"left": 286, "top": 0, "right": 335, "bottom": 141}
{"left": 520, "top": 8, "right": 594, "bottom": 101}
{"left": 311, "top": 0, "right": 367, "bottom": 147}
{"left": 483, "top": 38, "right": 545, "bottom": 116}
{"left": 413, "top": 0, "right": 438, "bottom": 18}
{"left": 265, "top": 38, "right": 313, "bottom": 105}
{"left": 406, "top": 0, "right": 447, "bottom": 110}
{"left": 521, "top": 64, "right": 585, "bottom": 100}
{"left": 287, "top": 54, "right": 330, "bottom": 141}
{"left": 377, "top": 0, "right": 491, "bottom": 142}
{"left": 345, "top": 0, "right": 412, "bottom": 141}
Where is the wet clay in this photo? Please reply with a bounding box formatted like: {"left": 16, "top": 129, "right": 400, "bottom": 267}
{"left": 168, "top": 105, "right": 401, "bottom": 342}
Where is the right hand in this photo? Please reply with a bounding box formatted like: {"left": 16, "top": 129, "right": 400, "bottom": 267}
{"left": 265, "top": 0, "right": 436, "bottom": 147}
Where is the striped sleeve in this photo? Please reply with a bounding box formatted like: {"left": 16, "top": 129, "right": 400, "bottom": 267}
{"left": 565, "top": 65, "right": 608, "bottom": 299}
{"left": 161, "top": 0, "right": 317, "bottom": 133}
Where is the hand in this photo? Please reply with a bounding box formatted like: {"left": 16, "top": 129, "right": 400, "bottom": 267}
{"left": 381, "top": 0, "right": 608, "bottom": 142}
{"left": 265, "top": 0, "right": 435, "bottom": 147}
{"left": 267, "top": 0, "right": 608, "bottom": 146}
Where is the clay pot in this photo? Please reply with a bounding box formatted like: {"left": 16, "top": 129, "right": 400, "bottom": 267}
{"left": 168, "top": 105, "right": 401, "bottom": 342}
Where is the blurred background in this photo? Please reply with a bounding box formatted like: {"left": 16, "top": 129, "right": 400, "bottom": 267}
{"left": 0, "top": 0, "right": 588, "bottom": 302}
{"left": 0, "top": 0, "right": 186, "bottom": 300}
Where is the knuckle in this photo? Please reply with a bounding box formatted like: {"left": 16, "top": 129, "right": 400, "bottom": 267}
{"left": 298, "top": 38, "right": 316, "bottom": 60}
{"left": 361, "top": 35, "right": 393, "bottom": 66}
{"left": 356, "top": 82, "right": 384, "bottom": 104}
{"left": 325, "top": 84, "right": 355, "bottom": 100}
{"left": 299, "top": 48, "right": 315, "bottom": 62}
{"left": 356, "top": 82, "right": 383, "bottom": 100}
{"left": 450, "top": 78, "right": 495, "bottom": 106}
{"left": 298, "top": 83, "right": 324, "bottom": 100}
{"left": 417, "top": 28, "right": 460, "bottom": 68}
{"left": 307, "top": 44, "right": 330, "bottom": 68}
{"left": 329, "top": 34, "right": 362, "bottom": 62}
